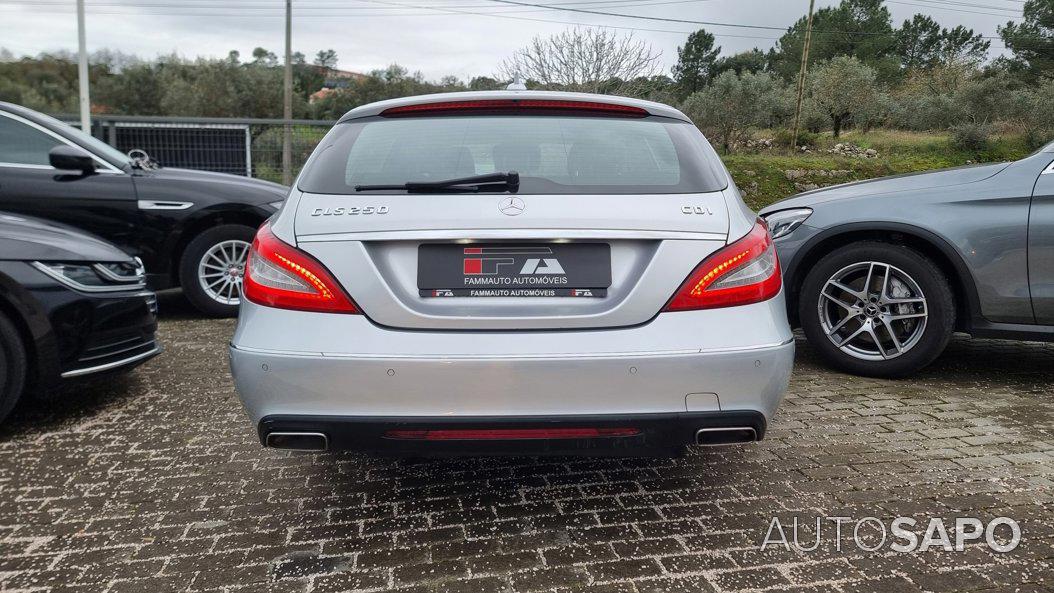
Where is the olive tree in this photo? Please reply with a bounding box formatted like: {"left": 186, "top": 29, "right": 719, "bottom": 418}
{"left": 681, "top": 70, "right": 787, "bottom": 152}
{"left": 946, "top": 73, "right": 1022, "bottom": 148}
{"left": 809, "top": 56, "right": 879, "bottom": 137}
{"left": 1023, "top": 78, "right": 1054, "bottom": 147}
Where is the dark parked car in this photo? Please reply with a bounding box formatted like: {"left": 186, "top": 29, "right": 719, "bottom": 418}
{"left": 760, "top": 144, "right": 1054, "bottom": 377}
{"left": 0, "top": 102, "right": 288, "bottom": 316}
{"left": 0, "top": 212, "right": 160, "bottom": 423}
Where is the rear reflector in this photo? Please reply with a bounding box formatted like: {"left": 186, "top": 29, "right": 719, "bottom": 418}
{"left": 383, "top": 428, "right": 641, "bottom": 440}
{"left": 380, "top": 99, "right": 648, "bottom": 117}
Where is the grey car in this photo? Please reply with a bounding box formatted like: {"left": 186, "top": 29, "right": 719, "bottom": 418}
{"left": 228, "top": 91, "right": 794, "bottom": 456}
{"left": 760, "top": 144, "right": 1054, "bottom": 377}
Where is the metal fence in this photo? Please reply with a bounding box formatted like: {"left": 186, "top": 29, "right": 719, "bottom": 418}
{"left": 58, "top": 115, "right": 336, "bottom": 184}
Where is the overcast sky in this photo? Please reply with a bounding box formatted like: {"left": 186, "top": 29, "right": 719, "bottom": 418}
{"left": 0, "top": 0, "right": 1023, "bottom": 80}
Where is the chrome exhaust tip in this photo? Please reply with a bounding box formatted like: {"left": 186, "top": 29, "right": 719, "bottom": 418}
{"left": 695, "top": 427, "right": 757, "bottom": 446}
{"left": 265, "top": 431, "right": 329, "bottom": 451}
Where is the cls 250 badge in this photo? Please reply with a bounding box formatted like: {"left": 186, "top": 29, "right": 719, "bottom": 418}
{"left": 311, "top": 206, "right": 389, "bottom": 216}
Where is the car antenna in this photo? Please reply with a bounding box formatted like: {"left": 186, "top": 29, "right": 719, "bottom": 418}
{"left": 506, "top": 76, "right": 526, "bottom": 91}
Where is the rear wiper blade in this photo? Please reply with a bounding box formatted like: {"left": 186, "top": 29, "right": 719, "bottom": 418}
{"left": 355, "top": 171, "right": 519, "bottom": 193}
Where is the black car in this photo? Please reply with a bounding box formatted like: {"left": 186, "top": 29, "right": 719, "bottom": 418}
{"left": 0, "top": 102, "right": 288, "bottom": 316}
{"left": 0, "top": 212, "right": 160, "bottom": 423}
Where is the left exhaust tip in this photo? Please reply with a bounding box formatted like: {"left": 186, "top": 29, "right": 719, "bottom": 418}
{"left": 265, "top": 431, "right": 329, "bottom": 451}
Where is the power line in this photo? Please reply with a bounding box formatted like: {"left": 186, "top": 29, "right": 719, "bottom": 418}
{"left": 886, "top": 0, "right": 1021, "bottom": 17}
{"left": 0, "top": 0, "right": 1028, "bottom": 42}
{"left": 0, "top": 0, "right": 714, "bottom": 14}
{"left": 899, "top": 0, "right": 1020, "bottom": 10}
{"left": 2, "top": 0, "right": 709, "bottom": 6}
{"left": 1, "top": 0, "right": 777, "bottom": 40}
{"left": 486, "top": 0, "right": 790, "bottom": 31}
{"left": 484, "top": 0, "right": 1020, "bottom": 38}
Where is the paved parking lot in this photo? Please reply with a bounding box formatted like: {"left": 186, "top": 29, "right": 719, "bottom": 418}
{"left": 1, "top": 294, "right": 1052, "bottom": 593}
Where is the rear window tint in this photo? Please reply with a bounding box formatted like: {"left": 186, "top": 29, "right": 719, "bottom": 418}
{"left": 298, "top": 115, "right": 728, "bottom": 194}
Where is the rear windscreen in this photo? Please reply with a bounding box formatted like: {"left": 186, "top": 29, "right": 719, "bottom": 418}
{"left": 297, "top": 115, "right": 728, "bottom": 194}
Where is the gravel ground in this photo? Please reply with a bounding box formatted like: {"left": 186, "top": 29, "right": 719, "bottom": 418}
{"left": 0, "top": 293, "right": 1052, "bottom": 593}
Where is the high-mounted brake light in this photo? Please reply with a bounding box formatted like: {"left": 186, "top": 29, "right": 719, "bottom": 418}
{"left": 663, "top": 219, "right": 782, "bottom": 311}
{"left": 380, "top": 99, "right": 648, "bottom": 117}
{"left": 243, "top": 222, "right": 359, "bottom": 314}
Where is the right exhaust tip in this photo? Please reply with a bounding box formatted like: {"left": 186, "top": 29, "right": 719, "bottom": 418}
{"left": 265, "top": 431, "right": 329, "bottom": 451}
{"left": 695, "top": 427, "right": 757, "bottom": 446}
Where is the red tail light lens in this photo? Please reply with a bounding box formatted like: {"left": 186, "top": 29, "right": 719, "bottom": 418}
{"left": 380, "top": 99, "right": 648, "bottom": 117}
{"left": 384, "top": 428, "right": 641, "bottom": 440}
{"left": 663, "top": 220, "right": 782, "bottom": 311}
{"left": 243, "top": 222, "right": 359, "bottom": 314}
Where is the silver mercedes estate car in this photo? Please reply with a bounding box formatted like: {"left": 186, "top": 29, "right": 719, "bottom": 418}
{"left": 229, "top": 91, "right": 793, "bottom": 456}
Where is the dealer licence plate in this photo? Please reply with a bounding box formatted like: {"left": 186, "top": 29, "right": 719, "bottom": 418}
{"left": 418, "top": 243, "right": 611, "bottom": 297}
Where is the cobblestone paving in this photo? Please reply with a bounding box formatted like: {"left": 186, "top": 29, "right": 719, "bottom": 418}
{"left": 1, "top": 296, "right": 1052, "bottom": 592}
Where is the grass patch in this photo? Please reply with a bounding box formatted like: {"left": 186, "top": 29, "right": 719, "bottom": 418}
{"left": 724, "top": 130, "right": 1033, "bottom": 210}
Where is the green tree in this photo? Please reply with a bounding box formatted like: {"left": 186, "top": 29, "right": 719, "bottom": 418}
{"left": 468, "top": 76, "right": 502, "bottom": 90}
{"left": 940, "top": 26, "right": 990, "bottom": 66}
{"left": 681, "top": 70, "right": 787, "bottom": 152}
{"left": 310, "top": 64, "right": 468, "bottom": 119}
{"left": 1000, "top": 0, "right": 1054, "bottom": 80}
{"left": 672, "top": 29, "right": 720, "bottom": 97}
{"left": 896, "top": 16, "right": 989, "bottom": 71}
{"left": 896, "top": 14, "right": 943, "bottom": 70}
{"left": 712, "top": 49, "right": 768, "bottom": 77}
{"left": 251, "top": 47, "right": 277, "bottom": 67}
{"left": 313, "top": 49, "right": 338, "bottom": 69}
{"left": 809, "top": 56, "right": 879, "bottom": 137}
{"left": 95, "top": 61, "right": 165, "bottom": 114}
{"left": 1020, "top": 77, "right": 1054, "bottom": 146}
{"left": 772, "top": 0, "right": 896, "bottom": 81}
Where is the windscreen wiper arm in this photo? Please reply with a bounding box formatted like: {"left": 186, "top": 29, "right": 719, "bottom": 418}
{"left": 354, "top": 171, "right": 519, "bottom": 193}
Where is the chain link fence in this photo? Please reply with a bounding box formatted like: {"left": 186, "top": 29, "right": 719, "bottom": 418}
{"left": 58, "top": 115, "right": 336, "bottom": 184}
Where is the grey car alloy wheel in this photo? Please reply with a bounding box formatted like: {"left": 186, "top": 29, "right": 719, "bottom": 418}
{"left": 818, "top": 261, "right": 928, "bottom": 361}
{"left": 198, "top": 239, "right": 250, "bottom": 306}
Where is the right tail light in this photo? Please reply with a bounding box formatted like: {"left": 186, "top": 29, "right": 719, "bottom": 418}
{"left": 663, "top": 219, "right": 782, "bottom": 311}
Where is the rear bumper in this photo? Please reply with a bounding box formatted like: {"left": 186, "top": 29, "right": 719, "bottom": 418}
{"left": 229, "top": 298, "right": 795, "bottom": 451}
{"left": 258, "top": 411, "right": 767, "bottom": 456}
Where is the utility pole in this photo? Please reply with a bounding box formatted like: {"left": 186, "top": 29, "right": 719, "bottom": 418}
{"left": 76, "top": 0, "right": 91, "bottom": 133}
{"left": 282, "top": 0, "right": 293, "bottom": 185}
{"left": 791, "top": 0, "right": 815, "bottom": 149}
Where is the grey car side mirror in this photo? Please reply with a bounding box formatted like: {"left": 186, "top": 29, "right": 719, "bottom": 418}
{"left": 49, "top": 145, "right": 96, "bottom": 174}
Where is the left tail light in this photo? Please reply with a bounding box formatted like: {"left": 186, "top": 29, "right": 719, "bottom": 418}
{"left": 663, "top": 219, "right": 782, "bottom": 311}
{"left": 243, "top": 222, "right": 359, "bottom": 314}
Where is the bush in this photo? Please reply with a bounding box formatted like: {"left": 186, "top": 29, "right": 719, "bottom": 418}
{"left": 887, "top": 93, "right": 958, "bottom": 130}
{"left": 1018, "top": 78, "right": 1054, "bottom": 148}
{"left": 774, "top": 128, "right": 817, "bottom": 148}
{"left": 950, "top": 122, "right": 990, "bottom": 150}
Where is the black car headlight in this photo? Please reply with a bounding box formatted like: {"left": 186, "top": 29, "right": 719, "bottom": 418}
{"left": 32, "top": 261, "right": 146, "bottom": 292}
{"left": 763, "top": 208, "right": 813, "bottom": 240}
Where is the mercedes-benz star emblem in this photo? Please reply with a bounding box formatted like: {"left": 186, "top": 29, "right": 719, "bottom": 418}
{"left": 498, "top": 197, "right": 525, "bottom": 216}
